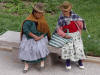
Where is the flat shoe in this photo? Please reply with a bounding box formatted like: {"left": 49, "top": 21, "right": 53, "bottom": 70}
{"left": 79, "top": 65, "right": 85, "bottom": 69}
{"left": 66, "top": 66, "right": 71, "bottom": 70}
{"left": 23, "top": 70, "right": 28, "bottom": 73}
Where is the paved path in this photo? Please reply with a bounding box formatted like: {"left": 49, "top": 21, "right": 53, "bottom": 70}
{"left": 0, "top": 50, "right": 100, "bottom": 75}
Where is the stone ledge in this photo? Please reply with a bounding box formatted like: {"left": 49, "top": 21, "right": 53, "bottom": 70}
{"left": 0, "top": 45, "right": 13, "bottom": 51}
{"left": 0, "top": 40, "right": 19, "bottom": 51}
{"left": 0, "top": 41, "right": 100, "bottom": 64}
{"left": 0, "top": 31, "right": 20, "bottom": 43}
{"left": 84, "top": 56, "right": 100, "bottom": 64}
{"left": 0, "top": 31, "right": 100, "bottom": 64}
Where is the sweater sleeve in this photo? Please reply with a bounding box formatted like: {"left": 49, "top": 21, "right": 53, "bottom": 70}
{"left": 57, "top": 26, "right": 66, "bottom": 37}
{"left": 23, "top": 20, "right": 43, "bottom": 37}
{"left": 75, "top": 21, "right": 83, "bottom": 30}
{"left": 23, "top": 21, "right": 32, "bottom": 36}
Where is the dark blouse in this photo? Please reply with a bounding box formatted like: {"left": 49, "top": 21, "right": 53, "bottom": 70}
{"left": 23, "top": 20, "right": 47, "bottom": 39}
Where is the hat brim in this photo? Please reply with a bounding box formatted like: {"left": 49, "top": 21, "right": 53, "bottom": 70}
{"left": 33, "top": 6, "right": 44, "bottom": 13}
{"left": 59, "top": 1, "right": 72, "bottom": 11}
{"left": 59, "top": 5, "right": 72, "bottom": 11}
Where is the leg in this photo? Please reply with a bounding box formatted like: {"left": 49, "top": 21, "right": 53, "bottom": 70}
{"left": 23, "top": 62, "right": 29, "bottom": 73}
{"left": 40, "top": 60, "right": 45, "bottom": 68}
{"left": 72, "top": 32, "right": 86, "bottom": 61}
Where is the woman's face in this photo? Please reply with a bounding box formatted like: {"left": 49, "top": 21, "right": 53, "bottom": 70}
{"left": 62, "top": 11, "right": 69, "bottom": 16}
{"left": 62, "top": 6, "right": 72, "bottom": 16}
{"left": 34, "top": 11, "right": 43, "bottom": 19}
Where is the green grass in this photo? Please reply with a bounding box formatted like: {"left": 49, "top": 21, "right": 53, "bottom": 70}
{"left": 0, "top": 12, "right": 28, "bottom": 34}
{"left": 0, "top": 0, "right": 100, "bottom": 56}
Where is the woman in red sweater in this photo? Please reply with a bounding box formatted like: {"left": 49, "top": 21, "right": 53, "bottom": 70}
{"left": 56, "top": 1, "right": 86, "bottom": 70}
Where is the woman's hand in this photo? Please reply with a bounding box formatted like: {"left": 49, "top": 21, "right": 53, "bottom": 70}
{"left": 64, "top": 35, "right": 72, "bottom": 39}
{"left": 28, "top": 32, "right": 44, "bottom": 41}
{"left": 34, "top": 34, "right": 44, "bottom": 41}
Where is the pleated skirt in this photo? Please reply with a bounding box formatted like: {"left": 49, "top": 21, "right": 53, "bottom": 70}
{"left": 18, "top": 35, "right": 49, "bottom": 63}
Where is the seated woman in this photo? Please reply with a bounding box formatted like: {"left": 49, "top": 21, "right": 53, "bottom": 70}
{"left": 56, "top": 1, "right": 86, "bottom": 70}
{"left": 18, "top": 3, "right": 51, "bottom": 73}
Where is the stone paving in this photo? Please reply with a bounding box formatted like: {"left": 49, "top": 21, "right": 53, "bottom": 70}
{"left": 0, "top": 50, "right": 100, "bottom": 75}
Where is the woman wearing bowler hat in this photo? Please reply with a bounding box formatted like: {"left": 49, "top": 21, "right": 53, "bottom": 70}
{"left": 56, "top": 1, "right": 86, "bottom": 70}
{"left": 18, "top": 2, "right": 51, "bottom": 73}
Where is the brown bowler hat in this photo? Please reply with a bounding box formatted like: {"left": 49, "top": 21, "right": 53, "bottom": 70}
{"left": 59, "top": 1, "right": 72, "bottom": 11}
{"left": 33, "top": 2, "right": 45, "bottom": 13}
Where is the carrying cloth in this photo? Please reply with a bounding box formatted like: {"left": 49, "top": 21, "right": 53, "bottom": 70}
{"left": 57, "top": 11, "right": 86, "bottom": 30}
{"left": 20, "top": 14, "right": 51, "bottom": 40}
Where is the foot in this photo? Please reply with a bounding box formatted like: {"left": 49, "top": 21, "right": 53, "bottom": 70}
{"left": 40, "top": 61, "right": 45, "bottom": 68}
{"left": 78, "top": 60, "right": 84, "bottom": 69}
{"left": 66, "top": 65, "right": 71, "bottom": 70}
{"left": 23, "top": 67, "right": 29, "bottom": 73}
{"left": 66, "top": 59, "right": 71, "bottom": 70}
{"left": 23, "top": 69, "right": 28, "bottom": 73}
{"left": 79, "top": 65, "right": 84, "bottom": 69}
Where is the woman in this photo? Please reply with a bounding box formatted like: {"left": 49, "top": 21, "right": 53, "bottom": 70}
{"left": 18, "top": 3, "right": 51, "bottom": 73}
{"left": 56, "top": 1, "right": 86, "bottom": 70}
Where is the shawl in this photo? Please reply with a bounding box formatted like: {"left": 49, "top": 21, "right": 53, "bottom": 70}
{"left": 20, "top": 14, "right": 51, "bottom": 40}
{"left": 57, "top": 11, "right": 86, "bottom": 30}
